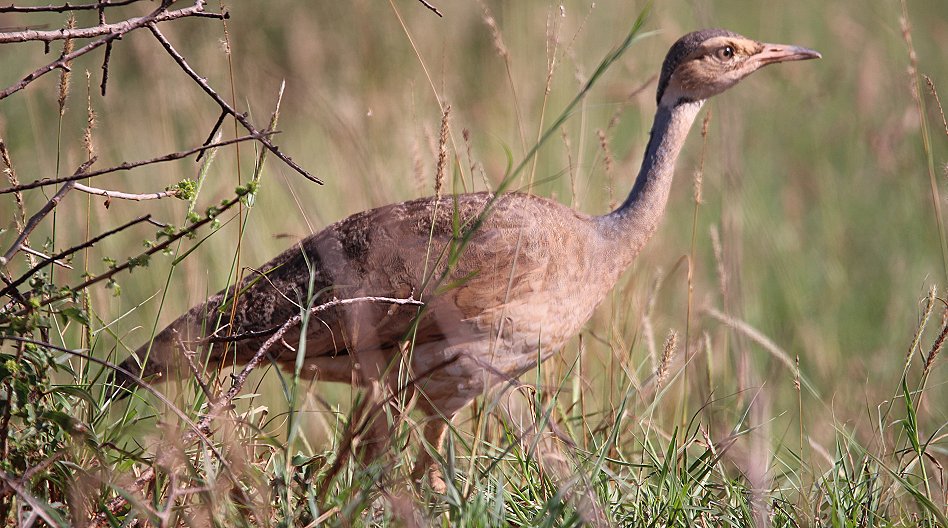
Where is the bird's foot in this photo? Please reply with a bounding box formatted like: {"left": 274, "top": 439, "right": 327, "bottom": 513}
{"left": 428, "top": 467, "right": 447, "bottom": 495}
{"left": 412, "top": 463, "right": 447, "bottom": 494}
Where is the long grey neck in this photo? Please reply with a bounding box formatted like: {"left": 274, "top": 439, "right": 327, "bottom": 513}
{"left": 597, "top": 99, "right": 704, "bottom": 267}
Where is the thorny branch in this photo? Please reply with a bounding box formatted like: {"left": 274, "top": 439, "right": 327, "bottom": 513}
{"left": 0, "top": 214, "right": 152, "bottom": 300}
{"left": 212, "top": 296, "right": 425, "bottom": 411}
{"left": 0, "top": 1, "right": 333, "bottom": 522}
{"left": 0, "top": 132, "right": 272, "bottom": 195}
{"left": 0, "top": 1, "right": 209, "bottom": 100}
{"left": 31, "top": 194, "right": 243, "bottom": 311}
{"left": 0, "top": 1, "right": 316, "bottom": 306}
{"left": 147, "top": 24, "right": 321, "bottom": 184}
{"left": 0, "top": 1, "right": 142, "bottom": 14}
{"left": 0, "top": 158, "right": 96, "bottom": 266}
{"left": 0, "top": 1, "right": 214, "bottom": 44}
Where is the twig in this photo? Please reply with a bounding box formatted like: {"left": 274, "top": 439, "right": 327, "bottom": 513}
{"left": 31, "top": 195, "right": 240, "bottom": 310}
{"left": 0, "top": 1, "right": 205, "bottom": 100}
{"left": 99, "top": 39, "right": 113, "bottom": 95}
{"left": 415, "top": 0, "right": 442, "bottom": 17}
{"left": 205, "top": 325, "right": 277, "bottom": 344}
{"left": 0, "top": 157, "right": 95, "bottom": 266}
{"left": 19, "top": 247, "right": 73, "bottom": 269}
{"left": 0, "top": 1, "right": 210, "bottom": 43}
{"left": 0, "top": 336, "right": 229, "bottom": 464}
{"left": 0, "top": 214, "right": 151, "bottom": 300}
{"left": 0, "top": 0, "right": 141, "bottom": 14}
{"left": 214, "top": 296, "right": 425, "bottom": 412}
{"left": 0, "top": 132, "right": 271, "bottom": 195}
{"left": 174, "top": 332, "right": 213, "bottom": 400}
{"left": 73, "top": 182, "right": 179, "bottom": 201}
{"left": 0, "top": 470, "right": 60, "bottom": 527}
{"left": 147, "top": 24, "right": 322, "bottom": 184}
{"left": 196, "top": 110, "right": 228, "bottom": 161}
{"left": 0, "top": 274, "right": 28, "bottom": 311}
{"left": 196, "top": 296, "right": 424, "bottom": 438}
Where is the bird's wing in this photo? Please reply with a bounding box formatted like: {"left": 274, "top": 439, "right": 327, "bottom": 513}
{"left": 143, "top": 191, "right": 587, "bottom": 378}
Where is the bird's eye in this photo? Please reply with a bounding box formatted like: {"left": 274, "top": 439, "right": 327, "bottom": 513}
{"left": 715, "top": 46, "right": 735, "bottom": 61}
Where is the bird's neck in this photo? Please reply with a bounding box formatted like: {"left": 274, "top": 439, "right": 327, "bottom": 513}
{"left": 597, "top": 99, "right": 704, "bottom": 266}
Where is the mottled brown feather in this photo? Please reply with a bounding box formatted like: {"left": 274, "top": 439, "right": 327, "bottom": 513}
{"left": 114, "top": 27, "right": 819, "bottom": 490}
{"left": 125, "top": 191, "right": 620, "bottom": 414}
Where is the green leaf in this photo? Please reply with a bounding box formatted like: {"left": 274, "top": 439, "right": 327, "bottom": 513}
{"left": 59, "top": 306, "right": 90, "bottom": 327}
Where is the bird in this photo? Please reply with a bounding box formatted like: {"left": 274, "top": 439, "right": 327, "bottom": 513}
{"left": 113, "top": 28, "right": 819, "bottom": 491}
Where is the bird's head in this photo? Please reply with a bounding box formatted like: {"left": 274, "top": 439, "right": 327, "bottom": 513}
{"left": 656, "top": 29, "right": 820, "bottom": 108}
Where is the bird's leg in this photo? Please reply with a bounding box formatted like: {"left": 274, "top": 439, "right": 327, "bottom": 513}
{"left": 352, "top": 379, "right": 395, "bottom": 465}
{"left": 411, "top": 415, "right": 450, "bottom": 494}
{"left": 346, "top": 332, "right": 398, "bottom": 463}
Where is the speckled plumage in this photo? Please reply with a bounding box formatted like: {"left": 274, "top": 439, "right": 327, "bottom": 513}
{"left": 132, "top": 192, "right": 627, "bottom": 409}
{"left": 117, "top": 28, "right": 819, "bottom": 490}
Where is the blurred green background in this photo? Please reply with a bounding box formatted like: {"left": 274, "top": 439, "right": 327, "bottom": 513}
{"left": 1, "top": 0, "right": 946, "bottom": 452}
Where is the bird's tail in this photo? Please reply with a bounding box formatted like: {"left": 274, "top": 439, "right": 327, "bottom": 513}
{"left": 105, "top": 300, "right": 220, "bottom": 400}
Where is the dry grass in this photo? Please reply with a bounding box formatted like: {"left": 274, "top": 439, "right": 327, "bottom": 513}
{"left": 0, "top": 1, "right": 946, "bottom": 525}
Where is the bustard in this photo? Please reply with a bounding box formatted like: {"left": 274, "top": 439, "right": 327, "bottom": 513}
{"left": 115, "top": 29, "right": 819, "bottom": 490}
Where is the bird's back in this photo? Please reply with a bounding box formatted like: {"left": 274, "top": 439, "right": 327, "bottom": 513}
{"left": 129, "top": 191, "right": 620, "bottom": 390}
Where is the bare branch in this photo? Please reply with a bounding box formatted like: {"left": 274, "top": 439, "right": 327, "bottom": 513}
{"left": 74, "top": 182, "right": 178, "bottom": 201}
{"left": 148, "top": 24, "right": 322, "bottom": 184}
{"left": 99, "top": 39, "right": 113, "bottom": 95}
{"left": 0, "top": 214, "right": 151, "bottom": 301}
{"left": 0, "top": 132, "right": 271, "bottom": 195}
{"left": 34, "top": 194, "right": 241, "bottom": 310}
{"left": 0, "top": 157, "right": 96, "bottom": 266}
{"left": 0, "top": 1, "right": 210, "bottom": 43}
{"left": 0, "top": 1, "right": 142, "bottom": 14}
{"left": 0, "top": 1, "right": 214, "bottom": 100}
{"left": 19, "top": 247, "right": 73, "bottom": 269}
{"left": 216, "top": 296, "right": 425, "bottom": 409}
{"left": 415, "top": 0, "right": 443, "bottom": 17}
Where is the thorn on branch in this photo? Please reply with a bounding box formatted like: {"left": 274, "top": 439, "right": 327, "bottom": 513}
{"left": 0, "top": 1, "right": 142, "bottom": 15}
{"left": 100, "top": 40, "right": 113, "bottom": 96}
{"left": 197, "top": 110, "right": 228, "bottom": 162}
{"left": 416, "top": 0, "right": 443, "bottom": 17}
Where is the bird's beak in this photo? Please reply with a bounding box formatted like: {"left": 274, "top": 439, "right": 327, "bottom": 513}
{"left": 753, "top": 43, "right": 822, "bottom": 67}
